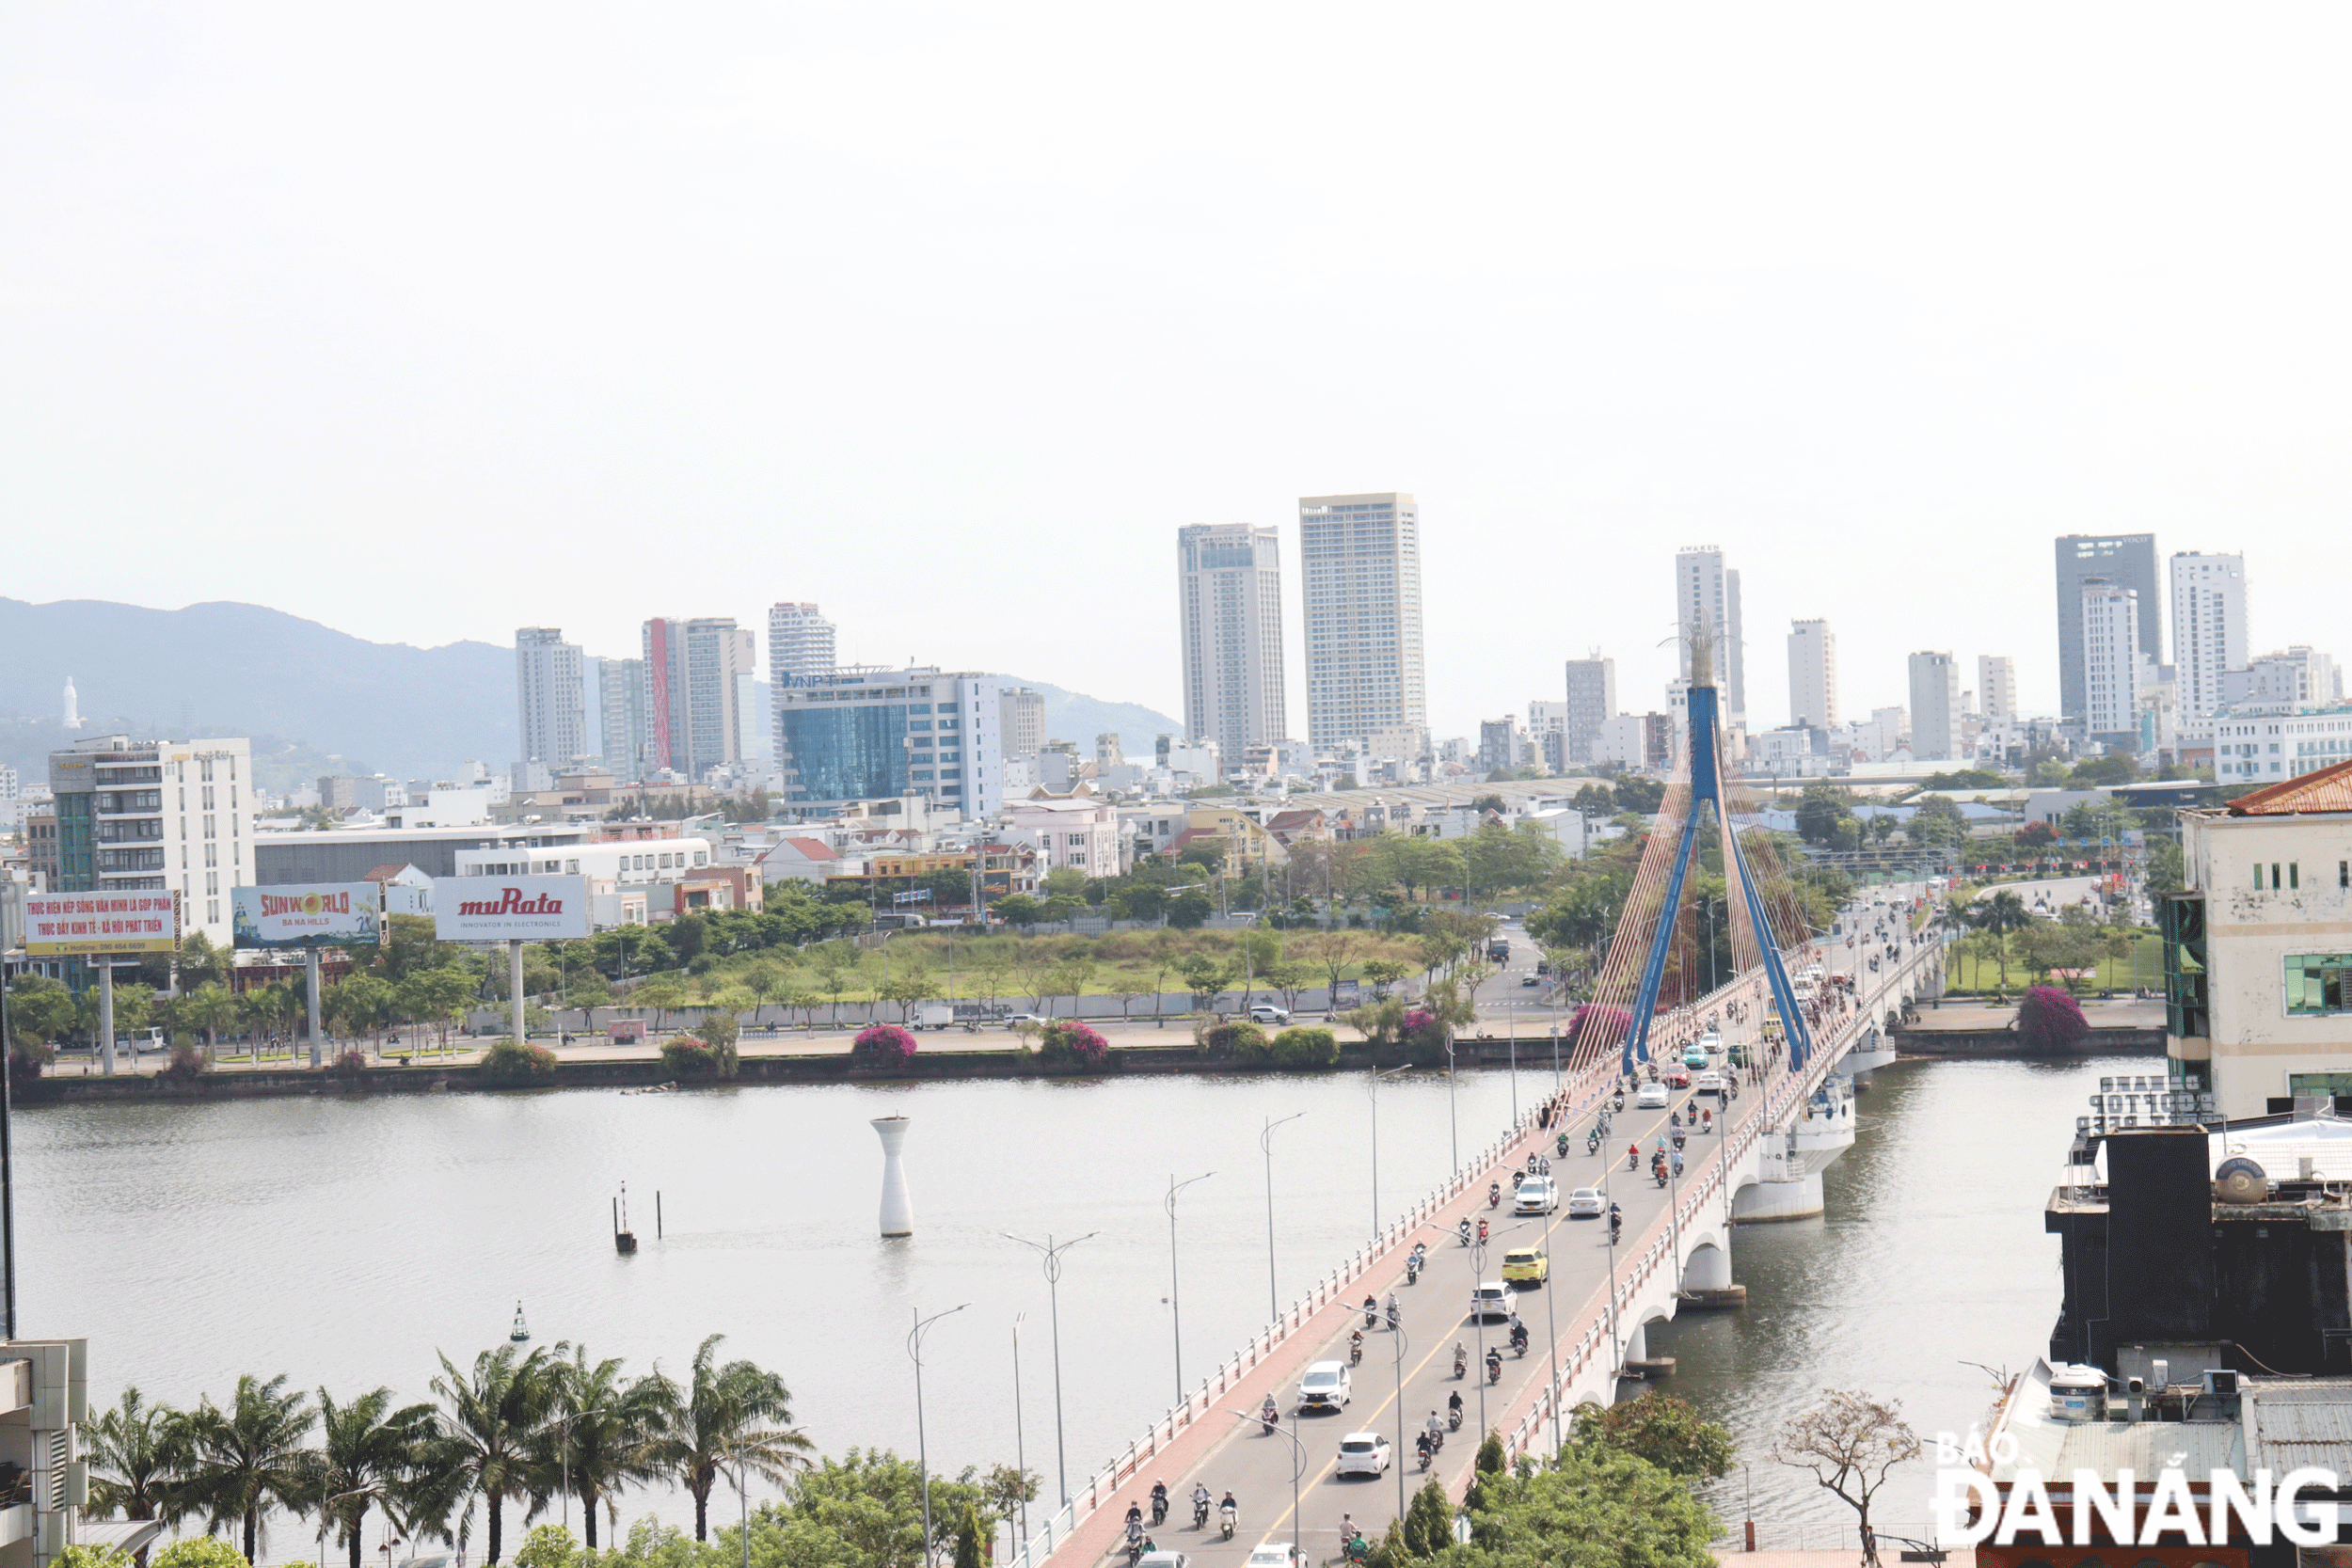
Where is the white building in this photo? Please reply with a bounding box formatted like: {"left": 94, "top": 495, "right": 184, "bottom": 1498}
{"left": 2080, "top": 578, "right": 2148, "bottom": 742}
{"left": 1787, "top": 618, "right": 1836, "bottom": 730}
{"left": 2230, "top": 646, "right": 2344, "bottom": 708}
{"left": 1977, "top": 655, "right": 2017, "bottom": 722}
{"left": 642, "top": 615, "right": 755, "bottom": 782}
{"left": 1299, "top": 492, "right": 1426, "bottom": 753}
{"left": 1907, "top": 651, "right": 1960, "bottom": 761}
{"left": 767, "top": 602, "right": 838, "bottom": 685}
{"left": 1002, "top": 794, "right": 1123, "bottom": 877}
{"left": 45, "top": 735, "right": 255, "bottom": 949}
{"left": 1176, "top": 523, "right": 1288, "bottom": 768}
{"left": 775, "top": 666, "right": 1007, "bottom": 816}
{"left": 515, "top": 626, "right": 588, "bottom": 774}
{"left": 1675, "top": 546, "right": 1745, "bottom": 720}
{"left": 2168, "top": 552, "right": 2246, "bottom": 728}
{"left": 1564, "top": 655, "right": 1616, "bottom": 765}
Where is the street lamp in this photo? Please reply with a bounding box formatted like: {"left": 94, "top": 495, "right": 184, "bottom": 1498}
{"left": 554, "top": 1402, "right": 612, "bottom": 1533}
{"left": 1004, "top": 1231, "right": 1096, "bottom": 1509}
{"left": 1222, "top": 1407, "right": 1307, "bottom": 1553}
{"left": 909, "top": 1303, "right": 970, "bottom": 1565}
{"left": 1165, "top": 1172, "right": 1214, "bottom": 1406}
{"left": 1366, "top": 1064, "right": 1411, "bottom": 1242}
{"left": 1259, "top": 1113, "right": 1304, "bottom": 1321}
{"left": 1468, "top": 1219, "right": 1528, "bottom": 1436}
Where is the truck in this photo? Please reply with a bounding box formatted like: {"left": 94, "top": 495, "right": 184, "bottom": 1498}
{"left": 1486, "top": 938, "right": 1509, "bottom": 962}
{"left": 912, "top": 1003, "right": 955, "bottom": 1031}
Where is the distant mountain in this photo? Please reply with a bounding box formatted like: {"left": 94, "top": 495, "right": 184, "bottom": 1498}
{"left": 0, "top": 597, "right": 1184, "bottom": 793}
{"left": 0, "top": 598, "right": 514, "bottom": 784}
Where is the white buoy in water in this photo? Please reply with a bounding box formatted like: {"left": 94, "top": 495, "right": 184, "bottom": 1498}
{"left": 871, "top": 1115, "right": 914, "bottom": 1237}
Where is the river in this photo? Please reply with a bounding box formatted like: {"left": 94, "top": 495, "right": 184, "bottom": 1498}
{"left": 18, "top": 1050, "right": 2120, "bottom": 1548}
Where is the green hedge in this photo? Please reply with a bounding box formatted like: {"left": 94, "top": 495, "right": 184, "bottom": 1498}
{"left": 1270, "top": 1026, "right": 1339, "bottom": 1068}
{"left": 479, "top": 1039, "right": 558, "bottom": 1085}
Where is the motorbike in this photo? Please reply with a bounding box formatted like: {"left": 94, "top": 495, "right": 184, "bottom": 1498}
{"left": 1586, "top": 1131, "right": 1601, "bottom": 1156}
{"left": 1626, "top": 1148, "right": 1639, "bottom": 1171}
{"left": 1612, "top": 1090, "right": 1625, "bottom": 1112}
{"left": 1363, "top": 1300, "right": 1378, "bottom": 1329}
{"left": 1510, "top": 1326, "right": 1529, "bottom": 1356}
{"left": 1349, "top": 1335, "right": 1363, "bottom": 1367}
{"left": 1453, "top": 1346, "right": 1469, "bottom": 1379}
{"left": 1386, "top": 1300, "right": 1401, "bottom": 1331}
{"left": 1476, "top": 1219, "right": 1488, "bottom": 1244}
{"left": 1487, "top": 1183, "right": 1502, "bottom": 1209}
{"left": 1194, "top": 1499, "right": 1210, "bottom": 1530}
{"left": 1406, "top": 1253, "right": 1422, "bottom": 1285}
{"left": 1262, "top": 1405, "right": 1279, "bottom": 1435}
{"left": 1220, "top": 1506, "right": 1236, "bottom": 1542}
{"left": 1486, "top": 1353, "right": 1502, "bottom": 1386}
{"left": 1608, "top": 1214, "right": 1622, "bottom": 1244}
{"left": 1555, "top": 1132, "right": 1570, "bottom": 1158}
{"left": 1152, "top": 1493, "right": 1168, "bottom": 1527}
{"left": 1457, "top": 1220, "right": 1472, "bottom": 1247}
{"left": 1128, "top": 1539, "right": 1144, "bottom": 1568}
{"left": 1416, "top": 1436, "right": 1432, "bottom": 1472}
{"left": 1447, "top": 1405, "right": 1463, "bottom": 1433}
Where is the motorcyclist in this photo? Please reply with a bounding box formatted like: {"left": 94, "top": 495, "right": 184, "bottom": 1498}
{"left": 1447, "top": 1389, "right": 1464, "bottom": 1420}
{"left": 1453, "top": 1341, "right": 1469, "bottom": 1376}
{"left": 1385, "top": 1293, "right": 1400, "bottom": 1330}
{"left": 1191, "top": 1483, "right": 1211, "bottom": 1526}
{"left": 1406, "top": 1251, "right": 1422, "bottom": 1283}
{"left": 1457, "top": 1217, "right": 1472, "bottom": 1246}
{"left": 1670, "top": 1109, "right": 1681, "bottom": 1129}
{"left": 1486, "top": 1346, "right": 1502, "bottom": 1381}
{"left": 1414, "top": 1430, "right": 1432, "bottom": 1465}
{"left": 1425, "top": 1408, "right": 1446, "bottom": 1446}
{"left": 1476, "top": 1216, "right": 1489, "bottom": 1243}
{"left": 1150, "top": 1481, "right": 1168, "bottom": 1524}
{"left": 1362, "top": 1294, "right": 1377, "bottom": 1327}
{"left": 1262, "top": 1394, "right": 1279, "bottom": 1430}
{"left": 1349, "top": 1329, "right": 1363, "bottom": 1364}
{"left": 1219, "top": 1492, "right": 1237, "bottom": 1532}
{"left": 1672, "top": 1149, "right": 1684, "bottom": 1178}
{"left": 1626, "top": 1144, "right": 1638, "bottom": 1170}
{"left": 1487, "top": 1180, "right": 1502, "bottom": 1208}
{"left": 1125, "top": 1502, "right": 1143, "bottom": 1532}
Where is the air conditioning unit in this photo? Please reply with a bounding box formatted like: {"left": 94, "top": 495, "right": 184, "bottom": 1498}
{"left": 2204, "top": 1370, "right": 2240, "bottom": 1397}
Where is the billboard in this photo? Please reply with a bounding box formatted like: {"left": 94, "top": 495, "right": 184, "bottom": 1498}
{"left": 433, "top": 876, "right": 590, "bottom": 942}
{"left": 24, "top": 891, "right": 181, "bottom": 957}
{"left": 231, "top": 883, "right": 382, "bottom": 951}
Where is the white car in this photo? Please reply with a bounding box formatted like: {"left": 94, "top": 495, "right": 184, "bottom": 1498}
{"left": 1141, "top": 1555, "right": 1192, "bottom": 1568}
{"left": 1335, "top": 1432, "right": 1391, "bottom": 1476}
{"left": 1565, "top": 1186, "right": 1606, "bottom": 1218}
{"left": 1296, "top": 1360, "right": 1351, "bottom": 1412}
{"left": 1513, "top": 1177, "right": 1557, "bottom": 1215}
{"left": 1248, "top": 1004, "right": 1292, "bottom": 1024}
{"left": 1636, "top": 1082, "right": 1671, "bottom": 1109}
{"left": 1245, "top": 1548, "right": 1296, "bottom": 1568}
{"left": 1005, "top": 1013, "right": 1051, "bottom": 1027}
{"left": 1696, "top": 1031, "right": 1723, "bottom": 1053}
{"left": 1469, "top": 1279, "right": 1509, "bottom": 1320}
{"left": 1693, "top": 1070, "right": 1728, "bottom": 1095}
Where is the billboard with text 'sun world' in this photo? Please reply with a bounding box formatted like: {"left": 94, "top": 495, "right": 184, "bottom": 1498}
{"left": 230, "top": 884, "right": 382, "bottom": 951}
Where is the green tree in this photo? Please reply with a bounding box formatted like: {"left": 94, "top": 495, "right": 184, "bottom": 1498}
{"left": 1773, "top": 1389, "right": 1919, "bottom": 1568}
{"left": 2146, "top": 839, "right": 2185, "bottom": 895}
{"left": 6, "top": 975, "right": 79, "bottom": 1048}
{"left": 631, "top": 978, "right": 688, "bottom": 1034}
{"left": 952, "top": 1503, "right": 984, "bottom": 1568}
{"left": 84, "top": 1386, "right": 184, "bottom": 1545}
{"left": 546, "top": 1346, "right": 673, "bottom": 1550}
{"left": 315, "top": 1386, "right": 433, "bottom": 1568}
{"left": 1569, "top": 1393, "right": 1734, "bottom": 1479}
{"left": 183, "top": 983, "right": 240, "bottom": 1062}
{"left": 509, "top": 1525, "right": 579, "bottom": 1568}
{"left": 173, "top": 1374, "right": 318, "bottom": 1563}
{"left": 149, "top": 1542, "right": 249, "bottom": 1568}
{"left": 652, "top": 1333, "right": 814, "bottom": 1542}
{"left": 427, "top": 1343, "right": 554, "bottom": 1564}
{"left": 1794, "top": 783, "right": 1857, "bottom": 847}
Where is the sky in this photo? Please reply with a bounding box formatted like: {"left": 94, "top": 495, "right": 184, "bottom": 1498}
{"left": 8, "top": 5, "right": 2352, "bottom": 741}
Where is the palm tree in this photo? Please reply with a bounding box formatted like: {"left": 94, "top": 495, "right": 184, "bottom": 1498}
{"left": 428, "top": 1344, "right": 552, "bottom": 1565}
{"left": 85, "top": 1387, "right": 184, "bottom": 1561}
{"left": 316, "top": 1386, "right": 434, "bottom": 1568}
{"left": 184, "top": 984, "right": 239, "bottom": 1065}
{"left": 653, "top": 1334, "right": 813, "bottom": 1541}
{"left": 174, "top": 1374, "right": 319, "bottom": 1562}
{"left": 543, "top": 1347, "right": 671, "bottom": 1549}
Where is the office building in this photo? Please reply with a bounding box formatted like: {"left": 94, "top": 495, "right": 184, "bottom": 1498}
{"left": 2168, "top": 552, "right": 2246, "bottom": 728}
{"left": 2056, "top": 534, "right": 2161, "bottom": 721}
{"left": 1476, "top": 718, "right": 1520, "bottom": 775}
{"left": 775, "top": 666, "right": 1006, "bottom": 814}
{"left": 1978, "top": 655, "right": 2017, "bottom": 721}
{"left": 1177, "top": 524, "right": 1289, "bottom": 766}
{"left": 1299, "top": 492, "right": 1426, "bottom": 752}
{"left": 1787, "top": 618, "right": 1837, "bottom": 730}
{"left": 2080, "top": 578, "right": 2145, "bottom": 742}
{"left": 767, "top": 602, "right": 838, "bottom": 685}
{"left": 47, "top": 733, "right": 253, "bottom": 949}
{"left": 1907, "top": 652, "right": 1960, "bottom": 760}
{"left": 1001, "top": 687, "right": 1045, "bottom": 761}
{"left": 514, "top": 627, "right": 587, "bottom": 774}
{"left": 642, "top": 617, "right": 755, "bottom": 781}
{"left": 1675, "top": 547, "right": 1745, "bottom": 718}
{"left": 599, "top": 658, "right": 648, "bottom": 783}
{"left": 1564, "top": 656, "right": 1617, "bottom": 764}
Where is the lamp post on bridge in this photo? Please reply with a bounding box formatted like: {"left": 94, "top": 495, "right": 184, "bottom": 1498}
{"left": 1222, "top": 1407, "right": 1307, "bottom": 1556}
{"left": 1365, "top": 1064, "right": 1410, "bottom": 1243}
{"left": 1260, "top": 1114, "right": 1304, "bottom": 1322}
{"left": 1004, "top": 1229, "right": 1097, "bottom": 1510}
{"left": 1166, "top": 1171, "right": 1214, "bottom": 1410}
{"left": 909, "top": 1302, "right": 970, "bottom": 1566}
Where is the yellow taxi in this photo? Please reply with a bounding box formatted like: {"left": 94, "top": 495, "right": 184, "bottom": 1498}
{"left": 1501, "top": 1246, "right": 1549, "bottom": 1286}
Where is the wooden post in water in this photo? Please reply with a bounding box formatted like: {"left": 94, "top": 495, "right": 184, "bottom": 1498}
{"left": 613, "top": 1183, "right": 637, "bottom": 1254}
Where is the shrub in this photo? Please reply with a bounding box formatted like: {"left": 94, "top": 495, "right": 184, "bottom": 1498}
{"left": 660, "top": 1037, "right": 719, "bottom": 1078}
{"left": 1040, "top": 1021, "right": 1108, "bottom": 1066}
{"left": 151, "top": 1540, "right": 248, "bottom": 1568}
{"left": 330, "top": 1049, "right": 368, "bottom": 1075}
{"left": 2017, "top": 985, "right": 2089, "bottom": 1053}
{"left": 8, "top": 1040, "right": 53, "bottom": 1094}
{"left": 1567, "top": 1003, "right": 1632, "bottom": 1051}
{"left": 480, "top": 1038, "right": 560, "bottom": 1085}
{"left": 1203, "top": 1021, "right": 1270, "bottom": 1059}
{"left": 1270, "top": 1026, "right": 1340, "bottom": 1068}
{"left": 161, "top": 1042, "right": 206, "bottom": 1087}
{"left": 853, "top": 1024, "right": 918, "bottom": 1062}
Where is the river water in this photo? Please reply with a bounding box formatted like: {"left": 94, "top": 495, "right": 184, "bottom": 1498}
{"left": 17, "top": 1050, "right": 2123, "bottom": 1548}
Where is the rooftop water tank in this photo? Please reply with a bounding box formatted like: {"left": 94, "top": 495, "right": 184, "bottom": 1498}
{"left": 2050, "top": 1364, "right": 2108, "bottom": 1423}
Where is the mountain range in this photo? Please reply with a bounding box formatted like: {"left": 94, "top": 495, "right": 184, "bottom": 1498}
{"left": 0, "top": 598, "right": 1181, "bottom": 793}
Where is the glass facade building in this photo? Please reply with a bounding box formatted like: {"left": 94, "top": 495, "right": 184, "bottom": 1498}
{"left": 776, "top": 668, "right": 1007, "bottom": 816}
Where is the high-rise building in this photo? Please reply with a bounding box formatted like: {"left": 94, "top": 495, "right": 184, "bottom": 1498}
{"left": 1907, "top": 652, "right": 1960, "bottom": 760}
{"left": 2057, "top": 534, "right": 2161, "bottom": 721}
{"left": 2080, "top": 578, "right": 2144, "bottom": 741}
{"left": 1176, "top": 524, "right": 1288, "bottom": 766}
{"left": 2169, "top": 552, "right": 2248, "bottom": 727}
{"left": 767, "top": 603, "right": 838, "bottom": 684}
{"left": 1563, "top": 656, "right": 1617, "bottom": 765}
{"left": 514, "top": 627, "right": 587, "bottom": 772}
{"left": 642, "top": 617, "right": 755, "bottom": 781}
{"left": 774, "top": 667, "right": 1005, "bottom": 814}
{"left": 1299, "top": 493, "right": 1425, "bottom": 752}
{"left": 2233, "top": 646, "right": 2342, "bottom": 707}
{"left": 1001, "top": 687, "right": 1045, "bottom": 761}
{"left": 1786, "top": 619, "right": 1837, "bottom": 730}
{"left": 1675, "top": 548, "right": 1745, "bottom": 719}
{"left": 599, "top": 658, "right": 647, "bottom": 782}
{"left": 47, "top": 733, "right": 252, "bottom": 948}
{"left": 1978, "top": 655, "right": 2017, "bottom": 721}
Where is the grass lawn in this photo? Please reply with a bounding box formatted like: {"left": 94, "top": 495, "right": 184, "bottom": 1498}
{"left": 1948, "top": 931, "right": 2161, "bottom": 995}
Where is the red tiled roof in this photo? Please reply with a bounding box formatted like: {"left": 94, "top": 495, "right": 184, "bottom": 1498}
{"left": 760, "top": 837, "right": 839, "bottom": 861}
{"left": 2229, "top": 759, "right": 2352, "bottom": 816}
{"left": 361, "top": 863, "right": 417, "bottom": 883}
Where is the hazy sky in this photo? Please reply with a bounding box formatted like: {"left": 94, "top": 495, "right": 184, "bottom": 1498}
{"left": 8, "top": 6, "right": 2351, "bottom": 740}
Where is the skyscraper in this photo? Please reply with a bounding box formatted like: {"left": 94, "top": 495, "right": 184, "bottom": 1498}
{"left": 599, "top": 658, "right": 647, "bottom": 782}
{"left": 515, "top": 627, "right": 587, "bottom": 771}
{"left": 2169, "top": 552, "right": 2247, "bottom": 727}
{"left": 641, "top": 616, "right": 755, "bottom": 781}
{"left": 1000, "top": 687, "right": 1045, "bottom": 762}
{"left": 1907, "top": 651, "right": 1959, "bottom": 760}
{"left": 1786, "top": 619, "right": 1837, "bottom": 730}
{"left": 2080, "top": 578, "right": 2143, "bottom": 741}
{"left": 2056, "top": 534, "right": 2161, "bottom": 721}
{"left": 1299, "top": 492, "right": 1425, "bottom": 752}
{"left": 1977, "top": 656, "right": 2017, "bottom": 721}
{"left": 1676, "top": 548, "right": 1745, "bottom": 719}
{"left": 1563, "top": 656, "right": 1617, "bottom": 765}
{"left": 1176, "top": 524, "right": 1288, "bottom": 765}
{"left": 767, "top": 603, "right": 838, "bottom": 684}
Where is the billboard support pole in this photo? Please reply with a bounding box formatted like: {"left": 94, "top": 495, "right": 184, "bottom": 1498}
{"left": 307, "top": 948, "right": 324, "bottom": 1069}
{"left": 510, "top": 940, "right": 526, "bottom": 1046}
{"left": 98, "top": 960, "right": 116, "bottom": 1077}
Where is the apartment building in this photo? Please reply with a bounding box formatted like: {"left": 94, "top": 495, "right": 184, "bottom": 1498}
{"left": 1177, "top": 524, "right": 1288, "bottom": 766}
{"left": 2169, "top": 552, "right": 2247, "bottom": 728}
{"left": 1787, "top": 618, "right": 1836, "bottom": 730}
{"left": 642, "top": 616, "right": 755, "bottom": 781}
{"left": 515, "top": 626, "right": 588, "bottom": 773}
{"left": 46, "top": 734, "right": 253, "bottom": 948}
{"left": 1299, "top": 492, "right": 1426, "bottom": 753}
{"left": 1675, "top": 547, "right": 1745, "bottom": 719}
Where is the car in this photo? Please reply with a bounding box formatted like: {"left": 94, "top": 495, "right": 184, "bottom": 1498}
{"left": 1680, "top": 1045, "right": 1708, "bottom": 1069}
{"left": 1470, "top": 1280, "right": 1510, "bottom": 1320}
{"left": 1520, "top": 974, "right": 1540, "bottom": 987}
{"left": 1244, "top": 1547, "right": 1296, "bottom": 1568}
{"left": 1296, "top": 1360, "right": 1351, "bottom": 1412}
{"left": 1141, "top": 1554, "right": 1193, "bottom": 1568}
{"left": 1005, "top": 1013, "right": 1051, "bottom": 1027}
{"left": 1693, "top": 1070, "right": 1729, "bottom": 1095}
{"left": 1565, "top": 1186, "right": 1606, "bottom": 1218}
{"left": 1697, "top": 1030, "right": 1723, "bottom": 1053}
{"left": 1513, "top": 1177, "right": 1557, "bottom": 1215}
{"left": 1662, "top": 1065, "right": 1692, "bottom": 1089}
{"left": 1501, "top": 1245, "right": 1549, "bottom": 1284}
{"left": 1335, "top": 1432, "right": 1391, "bottom": 1476}
{"left": 1636, "top": 1082, "right": 1671, "bottom": 1108}
{"left": 1248, "top": 1004, "right": 1292, "bottom": 1024}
